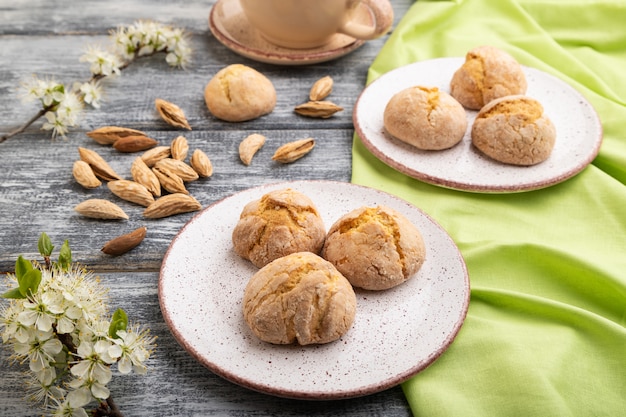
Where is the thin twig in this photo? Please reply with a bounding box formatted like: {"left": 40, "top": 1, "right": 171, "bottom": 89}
{"left": 0, "top": 107, "right": 49, "bottom": 143}
{"left": 0, "top": 50, "right": 147, "bottom": 145}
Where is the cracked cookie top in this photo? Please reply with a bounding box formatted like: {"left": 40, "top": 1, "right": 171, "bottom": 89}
{"left": 242, "top": 252, "right": 356, "bottom": 345}
{"left": 322, "top": 205, "right": 426, "bottom": 291}
{"left": 232, "top": 188, "right": 326, "bottom": 268}
{"left": 383, "top": 86, "right": 467, "bottom": 151}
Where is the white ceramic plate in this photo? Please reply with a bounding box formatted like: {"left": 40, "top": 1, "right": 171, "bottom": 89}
{"left": 159, "top": 180, "right": 469, "bottom": 399}
{"left": 353, "top": 57, "right": 603, "bottom": 193}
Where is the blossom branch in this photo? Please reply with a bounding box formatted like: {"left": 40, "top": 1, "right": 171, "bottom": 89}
{"left": 0, "top": 20, "right": 191, "bottom": 143}
{"left": 1, "top": 233, "right": 156, "bottom": 417}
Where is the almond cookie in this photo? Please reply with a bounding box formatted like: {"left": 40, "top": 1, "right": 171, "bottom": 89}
{"left": 450, "top": 45, "right": 527, "bottom": 110}
{"left": 471, "top": 95, "right": 556, "bottom": 166}
{"left": 204, "top": 64, "right": 276, "bottom": 122}
{"left": 243, "top": 252, "right": 357, "bottom": 345}
{"left": 383, "top": 86, "right": 467, "bottom": 150}
{"left": 322, "top": 206, "right": 426, "bottom": 291}
{"left": 232, "top": 188, "right": 326, "bottom": 268}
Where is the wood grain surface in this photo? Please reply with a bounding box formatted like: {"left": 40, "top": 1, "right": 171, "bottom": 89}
{"left": 0, "top": 1, "right": 415, "bottom": 415}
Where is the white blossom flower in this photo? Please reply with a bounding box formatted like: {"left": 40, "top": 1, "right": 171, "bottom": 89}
{"left": 25, "top": 370, "right": 65, "bottom": 406}
{"left": 108, "top": 326, "right": 155, "bottom": 374}
{"left": 1, "top": 300, "right": 32, "bottom": 344}
{"left": 70, "top": 339, "right": 114, "bottom": 387}
{"left": 20, "top": 75, "right": 48, "bottom": 103}
{"left": 42, "top": 111, "right": 70, "bottom": 138}
{"left": 79, "top": 46, "right": 121, "bottom": 77}
{"left": 17, "top": 291, "right": 63, "bottom": 332}
{"left": 56, "top": 91, "right": 84, "bottom": 128}
{"left": 51, "top": 388, "right": 90, "bottom": 417}
{"left": 78, "top": 81, "right": 103, "bottom": 109}
{"left": 13, "top": 329, "right": 63, "bottom": 373}
{"left": 39, "top": 79, "right": 65, "bottom": 107}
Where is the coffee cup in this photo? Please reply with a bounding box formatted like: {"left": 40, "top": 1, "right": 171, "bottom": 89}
{"left": 238, "top": 0, "right": 394, "bottom": 49}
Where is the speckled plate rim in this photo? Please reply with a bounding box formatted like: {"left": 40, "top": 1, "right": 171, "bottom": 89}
{"left": 208, "top": 0, "right": 366, "bottom": 65}
{"left": 159, "top": 180, "right": 470, "bottom": 400}
{"left": 353, "top": 57, "right": 603, "bottom": 193}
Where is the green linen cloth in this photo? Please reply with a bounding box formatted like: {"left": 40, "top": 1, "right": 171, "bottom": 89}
{"left": 351, "top": 0, "right": 626, "bottom": 415}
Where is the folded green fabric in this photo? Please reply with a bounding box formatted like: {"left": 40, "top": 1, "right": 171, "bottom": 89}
{"left": 351, "top": 0, "right": 626, "bottom": 415}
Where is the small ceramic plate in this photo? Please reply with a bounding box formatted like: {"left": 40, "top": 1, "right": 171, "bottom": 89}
{"left": 353, "top": 57, "right": 603, "bottom": 193}
{"left": 159, "top": 180, "right": 470, "bottom": 399}
{"left": 208, "top": 0, "right": 367, "bottom": 65}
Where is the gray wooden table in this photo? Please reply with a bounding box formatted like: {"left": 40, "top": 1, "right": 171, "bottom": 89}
{"left": 0, "top": 1, "right": 415, "bottom": 415}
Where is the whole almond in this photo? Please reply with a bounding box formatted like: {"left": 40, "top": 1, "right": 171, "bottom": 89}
{"left": 86, "top": 126, "right": 147, "bottom": 145}
{"left": 78, "top": 147, "right": 121, "bottom": 181}
{"left": 154, "top": 158, "right": 199, "bottom": 182}
{"left": 309, "top": 76, "right": 333, "bottom": 101}
{"left": 272, "top": 138, "right": 315, "bottom": 163}
{"left": 143, "top": 193, "right": 201, "bottom": 219}
{"left": 294, "top": 101, "right": 343, "bottom": 118}
{"left": 190, "top": 149, "right": 213, "bottom": 178}
{"left": 131, "top": 157, "right": 161, "bottom": 197}
{"left": 107, "top": 180, "right": 155, "bottom": 207}
{"left": 72, "top": 160, "right": 101, "bottom": 189}
{"left": 113, "top": 135, "right": 158, "bottom": 153}
{"left": 170, "top": 135, "right": 189, "bottom": 161}
{"left": 152, "top": 165, "right": 188, "bottom": 194}
{"left": 155, "top": 98, "right": 191, "bottom": 130}
{"left": 74, "top": 199, "right": 128, "bottom": 220}
{"left": 141, "top": 146, "right": 171, "bottom": 167}
{"left": 239, "top": 134, "right": 265, "bottom": 166}
{"left": 101, "top": 226, "right": 147, "bottom": 256}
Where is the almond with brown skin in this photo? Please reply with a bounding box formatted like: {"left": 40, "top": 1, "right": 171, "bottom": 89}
{"left": 101, "top": 226, "right": 147, "bottom": 256}
{"left": 78, "top": 147, "right": 121, "bottom": 181}
{"left": 86, "top": 126, "right": 147, "bottom": 145}
{"left": 113, "top": 135, "right": 158, "bottom": 153}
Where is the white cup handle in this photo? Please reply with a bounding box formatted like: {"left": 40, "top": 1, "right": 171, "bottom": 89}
{"left": 339, "top": 0, "right": 394, "bottom": 40}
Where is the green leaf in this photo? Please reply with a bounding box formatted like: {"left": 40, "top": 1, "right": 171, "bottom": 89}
{"left": 15, "top": 255, "right": 34, "bottom": 280}
{"left": 1, "top": 287, "right": 26, "bottom": 299}
{"left": 108, "top": 308, "right": 128, "bottom": 339}
{"left": 38, "top": 233, "right": 54, "bottom": 257}
{"left": 57, "top": 240, "right": 72, "bottom": 270}
{"left": 19, "top": 268, "right": 42, "bottom": 297}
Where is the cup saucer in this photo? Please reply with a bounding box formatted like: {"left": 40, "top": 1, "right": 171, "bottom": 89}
{"left": 208, "top": 0, "right": 368, "bottom": 65}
